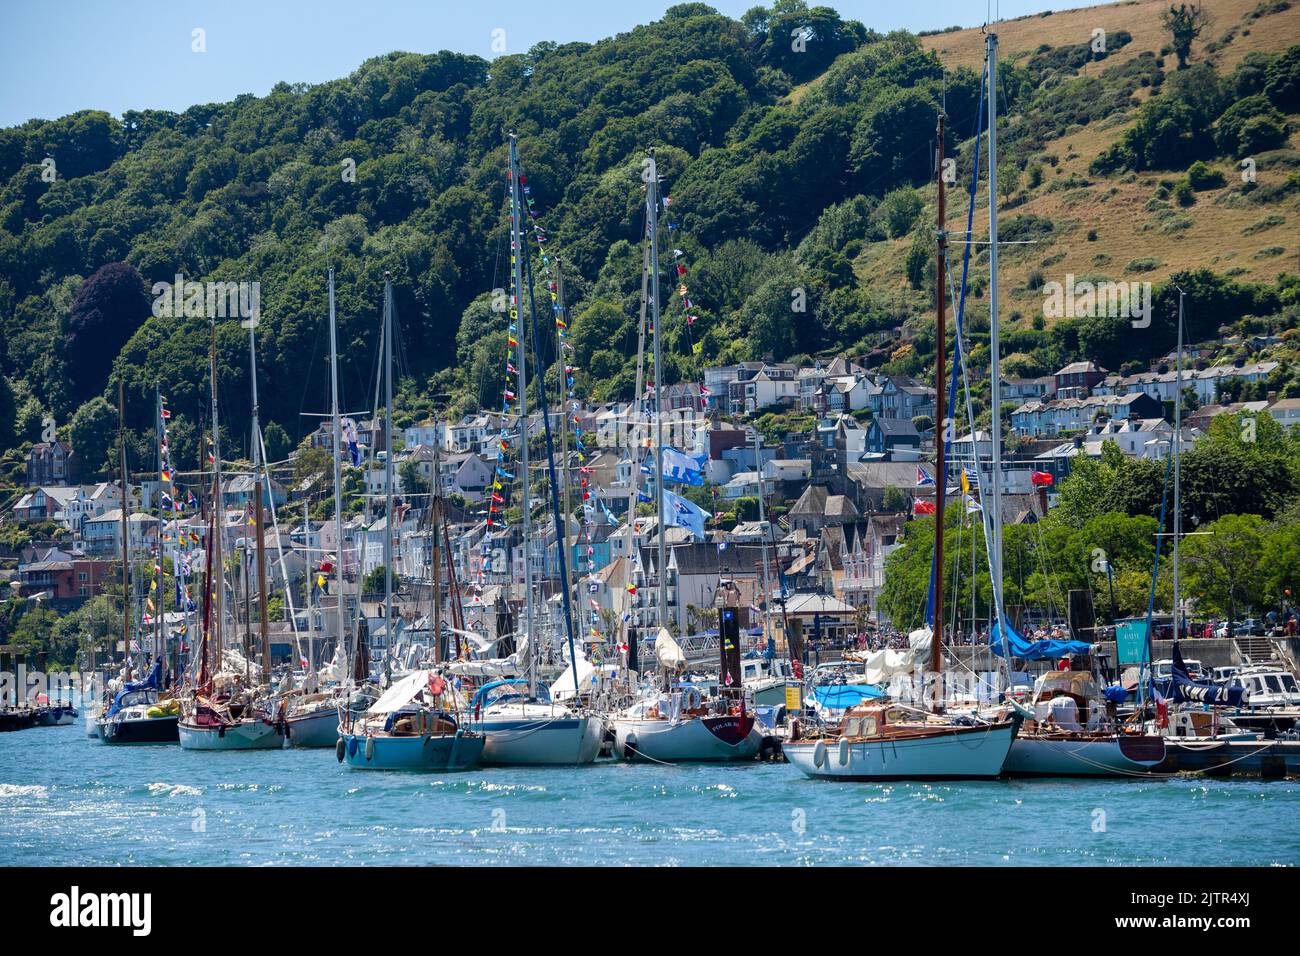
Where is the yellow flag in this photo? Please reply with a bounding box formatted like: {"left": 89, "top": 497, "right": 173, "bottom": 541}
{"left": 317, "top": 574, "right": 326, "bottom": 588}
{"left": 960, "top": 468, "right": 970, "bottom": 495}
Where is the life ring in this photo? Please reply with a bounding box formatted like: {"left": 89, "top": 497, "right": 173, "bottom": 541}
{"left": 812, "top": 739, "right": 827, "bottom": 769}
{"left": 336, "top": 738, "right": 346, "bottom": 762}
{"left": 364, "top": 736, "right": 375, "bottom": 761}
{"left": 837, "top": 736, "right": 851, "bottom": 767}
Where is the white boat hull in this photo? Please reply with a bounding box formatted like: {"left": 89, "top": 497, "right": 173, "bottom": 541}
{"left": 785, "top": 721, "right": 1017, "bottom": 780}
{"left": 612, "top": 714, "right": 763, "bottom": 762}
{"left": 1003, "top": 734, "right": 1166, "bottom": 777}
{"left": 178, "top": 718, "right": 286, "bottom": 750}
{"left": 475, "top": 710, "right": 605, "bottom": 765}
{"left": 284, "top": 708, "right": 341, "bottom": 748}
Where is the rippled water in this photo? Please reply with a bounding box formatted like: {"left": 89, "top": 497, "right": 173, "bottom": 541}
{"left": 2, "top": 724, "right": 1297, "bottom": 865}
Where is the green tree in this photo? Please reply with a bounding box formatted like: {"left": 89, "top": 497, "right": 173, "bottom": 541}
{"left": 1160, "top": 3, "right": 1212, "bottom": 70}
{"left": 70, "top": 396, "right": 117, "bottom": 476}
{"left": 1181, "top": 514, "right": 1266, "bottom": 623}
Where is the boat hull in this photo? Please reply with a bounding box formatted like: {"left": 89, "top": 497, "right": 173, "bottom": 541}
{"left": 177, "top": 717, "right": 285, "bottom": 750}
{"left": 36, "top": 706, "right": 78, "bottom": 726}
{"left": 97, "top": 715, "right": 179, "bottom": 744}
{"left": 612, "top": 713, "right": 763, "bottom": 762}
{"left": 284, "top": 708, "right": 341, "bottom": 748}
{"left": 340, "top": 731, "right": 485, "bottom": 771}
{"left": 784, "top": 721, "right": 1017, "bottom": 780}
{"left": 475, "top": 713, "right": 605, "bottom": 765}
{"left": 1003, "top": 734, "right": 1166, "bottom": 777}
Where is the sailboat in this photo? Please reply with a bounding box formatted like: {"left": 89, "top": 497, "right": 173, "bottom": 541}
{"left": 98, "top": 379, "right": 180, "bottom": 744}
{"left": 787, "top": 56, "right": 1033, "bottom": 781}
{"left": 337, "top": 668, "right": 483, "bottom": 770}
{"left": 178, "top": 320, "right": 286, "bottom": 750}
{"left": 466, "top": 134, "right": 605, "bottom": 765}
{"left": 286, "top": 272, "right": 396, "bottom": 747}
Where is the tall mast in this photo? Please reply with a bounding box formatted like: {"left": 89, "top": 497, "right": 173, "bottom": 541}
{"left": 556, "top": 259, "right": 571, "bottom": 557}
{"left": 627, "top": 233, "right": 651, "bottom": 635}
{"left": 327, "top": 268, "right": 348, "bottom": 678}
{"left": 986, "top": 30, "right": 1010, "bottom": 676}
{"left": 753, "top": 428, "right": 772, "bottom": 637}
{"left": 118, "top": 378, "right": 132, "bottom": 678}
{"left": 932, "top": 110, "right": 948, "bottom": 678}
{"left": 245, "top": 317, "right": 270, "bottom": 679}
{"left": 508, "top": 134, "right": 537, "bottom": 695}
{"left": 647, "top": 147, "right": 667, "bottom": 631}
{"left": 1172, "top": 289, "right": 1184, "bottom": 640}
{"left": 383, "top": 274, "right": 395, "bottom": 661}
{"left": 210, "top": 318, "right": 226, "bottom": 666}
{"left": 154, "top": 385, "right": 164, "bottom": 669}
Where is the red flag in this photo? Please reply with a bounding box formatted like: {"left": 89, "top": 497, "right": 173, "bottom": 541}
{"left": 1030, "top": 471, "right": 1054, "bottom": 487}
{"left": 913, "top": 499, "right": 936, "bottom": 515}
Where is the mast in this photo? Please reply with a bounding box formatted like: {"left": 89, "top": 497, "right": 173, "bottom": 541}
{"left": 154, "top": 385, "right": 164, "bottom": 670}
{"left": 245, "top": 301, "right": 270, "bottom": 678}
{"left": 932, "top": 109, "right": 949, "bottom": 679}
{"left": 327, "top": 268, "right": 349, "bottom": 679}
{"left": 753, "top": 427, "right": 772, "bottom": 639}
{"left": 210, "top": 318, "right": 226, "bottom": 669}
{"left": 647, "top": 147, "right": 667, "bottom": 631}
{"left": 556, "top": 259, "right": 571, "bottom": 559}
{"left": 627, "top": 233, "right": 651, "bottom": 636}
{"left": 304, "top": 498, "right": 313, "bottom": 669}
{"left": 432, "top": 497, "right": 443, "bottom": 663}
{"left": 986, "top": 29, "right": 1010, "bottom": 676}
{"left": 1172, "top": 289, "right": 1184, "bottom": 641}
{"left": 383, "top": 273, "right": 395, "bottom": 662}
{"left": 117, "top": 379, "right": 132, "bottom": 678}
{"left": 508, "top": 134, "right": 537, "bottom": 697}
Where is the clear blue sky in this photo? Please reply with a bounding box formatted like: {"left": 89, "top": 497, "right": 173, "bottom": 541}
{"left": 0, "top": 0, "right": 1098, "bottom": 127}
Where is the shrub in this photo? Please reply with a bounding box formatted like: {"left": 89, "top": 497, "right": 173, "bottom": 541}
{"left": 1186, "top": 160, "right": 1225, "bottom": 189}
{"left": 1173, "top": 180, "right": 1196, "bottom": 206}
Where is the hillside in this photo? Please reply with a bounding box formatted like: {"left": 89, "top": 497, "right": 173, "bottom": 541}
{"left": 0, "top": 0, "right": 1297, "bottom": 492}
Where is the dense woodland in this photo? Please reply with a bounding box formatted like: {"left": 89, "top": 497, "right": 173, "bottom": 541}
{"left": 1, "top": 3, "right": 1300, "bottom": 649}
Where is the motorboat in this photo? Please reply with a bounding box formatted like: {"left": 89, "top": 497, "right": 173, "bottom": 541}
{"left": 469, "top": 678, "right": 604, "bottom": 765}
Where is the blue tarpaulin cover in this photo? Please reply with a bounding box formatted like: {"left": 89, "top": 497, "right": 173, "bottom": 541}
{"left": 989, "top": 621, "right": 1091, "bottom": 660}
{"left": 810, "top": 684, "right": 885, "bottom": 709}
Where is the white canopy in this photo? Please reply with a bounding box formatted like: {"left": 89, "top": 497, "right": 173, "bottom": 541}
{"left": 654, "top": 627, "right": 686, "bottom": 672}
{"left": 367, "top": 669, "right": 435, "bottom": 714}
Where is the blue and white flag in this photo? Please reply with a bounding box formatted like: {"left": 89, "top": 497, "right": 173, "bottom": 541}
{"left": 662, "top": 446, "right": 705, "bottom": 486}
{"left": 663, "top": 489, "right": 709, "bottom": 540}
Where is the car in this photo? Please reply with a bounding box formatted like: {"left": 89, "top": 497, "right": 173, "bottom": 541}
{"left": 1238, "top": 619, "right": 1265, "bottom": 636}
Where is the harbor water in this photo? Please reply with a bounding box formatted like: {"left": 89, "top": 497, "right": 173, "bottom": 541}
{"left": 2, "top": 724, "right": 1298, "bottom": 866}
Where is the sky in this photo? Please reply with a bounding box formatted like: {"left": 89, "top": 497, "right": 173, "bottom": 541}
{"left": 0, "top": 0, "right": 1102, "bottom": 127}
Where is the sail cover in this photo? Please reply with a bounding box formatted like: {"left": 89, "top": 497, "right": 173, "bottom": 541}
{"left": 654, "top": 628, "right": 686, "bottom": 672}
{"left": 1167, "top": 643, "right": 1247, "bottom": 706}
{"left": 550, "top": 652, "right": 596, "bottom": 701}
{"left": 989, "top": 620, "right": 1091, "bottom": 660}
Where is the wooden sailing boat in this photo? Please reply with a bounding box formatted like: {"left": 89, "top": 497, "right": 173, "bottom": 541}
{"left": 603, "top": 148, "right": 762, "bottom": 763}
{"left": 787, "top": 59, "right": 1020, "bottom": 781}
{"left": 97, "top": 379, "right": 180, "bottom": 744}
{"left": 178, "top": 319, "right": 286, "bottom": 749}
